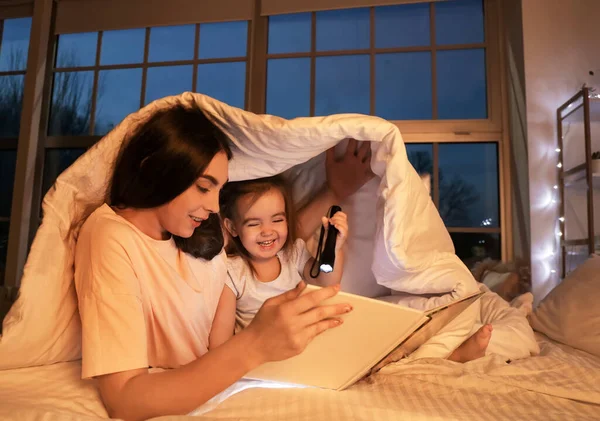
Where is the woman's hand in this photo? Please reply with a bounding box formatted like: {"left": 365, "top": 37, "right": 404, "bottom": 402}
{"left": 296, "top": 141, "right": 373, "bottom": 241}
{"left": 326, "top": 139, "right": 375, "bottom": 201}
{"left": 321, "top": 211, "right": 348, "bottom": 251}
{"left": 244, "top": 282, "right": 352, "bottom": 364}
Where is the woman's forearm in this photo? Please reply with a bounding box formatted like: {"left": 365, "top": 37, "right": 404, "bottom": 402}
{"left": 104, "top": 329, "right": 263, "bottom": 421}
{"left": 209, "top": 286, "right": 237, "bottom": 349}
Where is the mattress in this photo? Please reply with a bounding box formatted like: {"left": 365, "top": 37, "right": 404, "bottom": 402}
{"left": 1, "top": 334, "right": 598, "bottom": 421}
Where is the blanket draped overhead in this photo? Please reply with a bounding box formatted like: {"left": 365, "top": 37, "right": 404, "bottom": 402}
{"left": 0, "top": 93, "right": 477, "bottom": 370}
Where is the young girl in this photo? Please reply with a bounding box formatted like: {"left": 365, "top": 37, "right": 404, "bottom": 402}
{"left": 209, "top": 174, "right": 495, "bottom": 362}
{"left": 209, "top": 176, "right": 349, "bottom": 347}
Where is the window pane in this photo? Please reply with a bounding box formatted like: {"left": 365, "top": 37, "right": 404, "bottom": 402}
{"left": 1, "top": 220, "right": 10, "bottom": 285}
{"left": 439, "top": 143, "right": 499, "bottom": 228}
{"left": 406, "top": 143, "right": 433, "bottom": 194}
{"left": 0, "top": 150, "right": 17, "bottom": 217}
{"left": 266, "top": 58, "right": 310, "bottom": 119}
{"left": 196, "top": 62, "right": 245, "bottom": 109}
{"left": 149, "top": 25, "right": 195, "bottom": 62}
{"left": 315, "top": 55, "right": 369, "bottom": 116}
{"left": 375, "top": 4, "right": 430, "bottom": 48}
{"left": 100, "top": 28, "right": 145, "bottom": 65}
{"left": 0, "top": 17, "right": 32, "bottom": 71}
{"left": 0, "top": 75, "right": 25, "bottom": 137}
{"left": 436, "top": 0, "right": 484, "bottom": 45}
{"left": 375, "top": 52, "right": 431, "bottom": 120}
{"left": 95, "top": 69, "right": 142, "bottom": 135}
{"left": 268, "top": 13, "right": 311, "bottom": 54}
{"left": 406, "top": 144, "right": 433, "bottom": 174}
{"left": 316, "top": 8, "right": 369, "bottom": 52}
{"left": 450, "top": 233, "right": 500, "bottom": 269}
{"left": 56, "top": 32, "right": 97, "bottom": 68}
{"left": 42, "top": 149, "right": 86, "bottom": 199}
{"left": 145, "top": 65, "right": 193, "bottom": 105}
{"left": 199, "top": 21, "right": 247, "bottom": 59}
{"left": 49, "top": 71, "right": 93, "bottom": 136}
{"left": 437, "top": 49, "right": 487, "bottom": 119}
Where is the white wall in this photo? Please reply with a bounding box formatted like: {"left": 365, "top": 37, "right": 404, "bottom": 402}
{"left": 522, "top": 0, "right": 600, "bottom": 303}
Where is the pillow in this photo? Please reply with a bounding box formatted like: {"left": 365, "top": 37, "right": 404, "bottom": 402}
{"left": 529, "top": 255, "right": 600, "bottom": 357}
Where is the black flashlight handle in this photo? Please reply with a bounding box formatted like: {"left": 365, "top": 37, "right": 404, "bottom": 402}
{"left": 319, "top": 205, "right": 342, "bottom": 272}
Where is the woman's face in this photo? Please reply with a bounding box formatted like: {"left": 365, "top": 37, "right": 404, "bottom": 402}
{"left": 157, "top": 151, "right": 229, "bottom": 239}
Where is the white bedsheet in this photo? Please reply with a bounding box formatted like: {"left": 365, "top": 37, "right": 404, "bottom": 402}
{"left": 1, "top": 334, "right": 597, "bottom": 421}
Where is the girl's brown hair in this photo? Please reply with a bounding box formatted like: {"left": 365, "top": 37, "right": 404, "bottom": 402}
{"left": 219, "top": 175, "right": 298, "bottom": 272}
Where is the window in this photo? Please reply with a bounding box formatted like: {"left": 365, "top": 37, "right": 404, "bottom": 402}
{"left": 0, "top": 17, "right": 32, "bottom": 136}
{"left": 42, "top": 20, "right": 249, "bottom": 218}
{"left": 0, "top": 17, "right": 32, "bottom": 284}
{"left": 5, "top": 0, "right": 508, "bottom": 283}
{"left": 265, "top": 0, "right": 487, "bottom": 121}
{"left": 49, "top": 21, "right": 249, "bottom": 138}
{"left": 407, "top": 142, "right": 501, "bottom": 266}
{"left": 41, "top": 149, "right": 87, "bottom": 200}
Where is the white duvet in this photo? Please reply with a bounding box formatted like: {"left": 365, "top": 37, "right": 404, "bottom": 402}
{"left": 0, "top": 92, "right": 534, "bottom": 371}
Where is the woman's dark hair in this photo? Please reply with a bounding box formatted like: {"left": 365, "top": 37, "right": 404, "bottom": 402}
{"left": 109, "top": 104, "right": 232, "bottom": 260}
{"left": 219, "top": 175, "right": 297, "bottom": 273}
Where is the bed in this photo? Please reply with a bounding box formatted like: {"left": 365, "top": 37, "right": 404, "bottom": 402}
{"left": 1, "top": 333, "right": 599, "bottom": 421}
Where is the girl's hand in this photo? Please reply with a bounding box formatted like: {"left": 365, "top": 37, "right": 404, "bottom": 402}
{"left": 244, "top": 282, "right": 352, "bottom": 364}
{"left": 321, "top": 211, "right": 348, "bottom": 251}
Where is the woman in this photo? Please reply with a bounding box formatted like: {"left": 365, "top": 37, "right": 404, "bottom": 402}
{"left": 73, "top": 104, "right": 371, "bottom": 421}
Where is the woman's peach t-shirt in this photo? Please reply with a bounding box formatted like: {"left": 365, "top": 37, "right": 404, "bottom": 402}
{"left": 74, "top": 204, "right": 226, "bottom": 379}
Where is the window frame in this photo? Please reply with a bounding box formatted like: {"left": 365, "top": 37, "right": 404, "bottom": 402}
{"left": 0, "top": 12, "right": 35, "bottom": 285}
{"left": 0, "top": 2, "right": 33, "bottom": 21}
{"left": 2, "top": 0, "right": 53, "bottom": 287}
{"left": 54, "top": 0, "right": 253, "bottom": 34}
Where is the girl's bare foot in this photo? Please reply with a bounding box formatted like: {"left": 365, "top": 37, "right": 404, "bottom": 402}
{"left": 448, "top": 324, "right": 493, "bottom": 363}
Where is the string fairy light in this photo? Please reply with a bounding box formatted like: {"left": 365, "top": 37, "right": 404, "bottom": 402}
{"left": 551, "top": 131, "right": 565, "bottom": 278}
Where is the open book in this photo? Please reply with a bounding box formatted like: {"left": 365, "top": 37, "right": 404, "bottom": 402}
{"left": 244, "top": 285, "right": 483, "bottom": 390}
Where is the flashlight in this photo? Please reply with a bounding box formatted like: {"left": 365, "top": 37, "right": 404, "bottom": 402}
{"left": 318, "top": 205, "right": 342, "bottom": 273}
